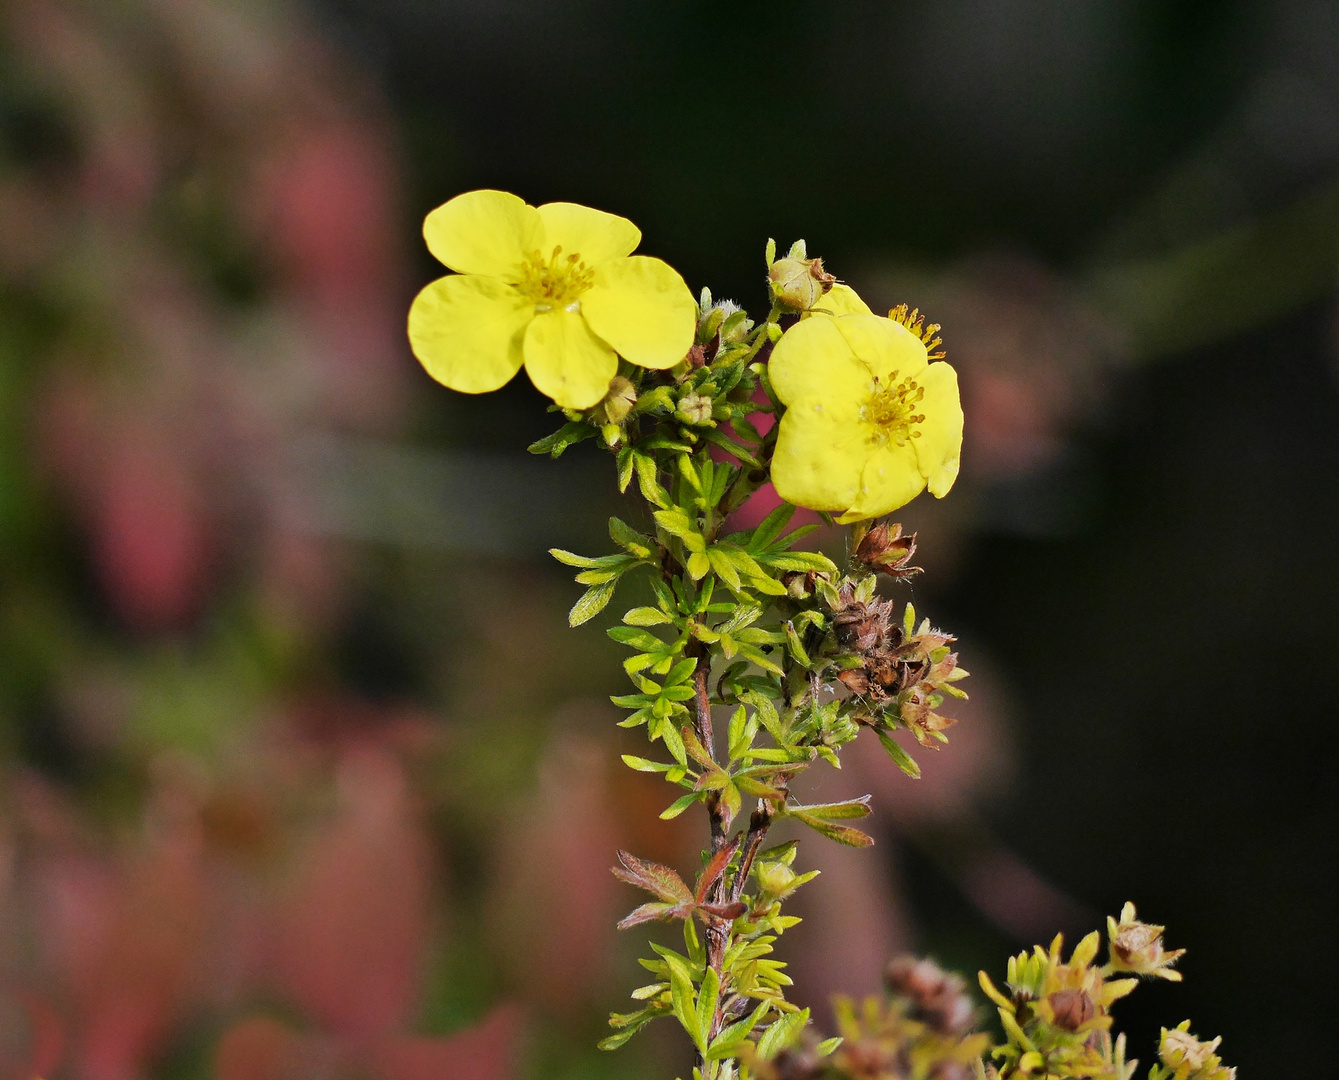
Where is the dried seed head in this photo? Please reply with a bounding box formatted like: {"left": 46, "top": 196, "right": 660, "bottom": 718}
{"left": 854, "top": 520, "right": 922, "bottom": 580}
{"left": 1159, "top": 1023, "right": 1234, "bottom": 1080}
{"left": 886, "top": 956, "right": 976, "bottom": 1035}
{"left": 1107, "top": 902, "right": 1186, "bottom": 980}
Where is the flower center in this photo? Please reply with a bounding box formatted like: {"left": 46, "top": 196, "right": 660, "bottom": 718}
{"left": 516, "top": 246, "right": 595, "bottom": 312}
{"left": 862, "top": 372, "right": 926, "bottom": 446}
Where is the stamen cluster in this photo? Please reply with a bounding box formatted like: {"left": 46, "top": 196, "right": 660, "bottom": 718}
{"left": 517, "top": 245, "right": 594, "bottom": 308}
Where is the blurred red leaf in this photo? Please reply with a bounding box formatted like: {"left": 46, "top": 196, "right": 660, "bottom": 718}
{"left": 273, "top": 748, "right": 431, "bottom": 1042}
{"left": 370, "top": 1005, "right": 520, "bottom": 1080}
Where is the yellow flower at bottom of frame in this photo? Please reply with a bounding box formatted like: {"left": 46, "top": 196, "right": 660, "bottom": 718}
{"left": 408, "top": 190, "right": 696, "bottom": 409}
{"left": 769, "top": 312, "right": 963, "bottom": 522}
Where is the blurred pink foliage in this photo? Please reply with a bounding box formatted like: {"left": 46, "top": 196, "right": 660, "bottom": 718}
{"left": 0, "top": 724, "right": 519, "bottom": 1080}
{"left": 0, "top": 0, "right": 520, "bottom": 1076}
{"left": 6, "top": 0, "right": 408, "bottom": 634}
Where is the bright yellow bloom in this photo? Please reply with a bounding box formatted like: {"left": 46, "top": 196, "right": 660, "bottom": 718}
{"left": 769, "top": 308, "right": 963, "bottom": 522}
{"left": 408, "top": 190, "right": 696, "bottom": 409}
{"left": 803, "top": 283, "right": 872, "bottom": 318}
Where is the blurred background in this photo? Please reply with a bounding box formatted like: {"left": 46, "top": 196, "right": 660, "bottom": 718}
{"left": 1, "top": 1, "right": 1336, "bottom": 1077}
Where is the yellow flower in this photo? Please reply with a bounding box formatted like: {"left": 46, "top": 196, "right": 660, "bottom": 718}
{"left": 802, "top": 283, "right": 873, "bottom": 318}
{"left": 768, "top": 308, "right": 963, "bottom": 522}
{"left": 408, "top": 190, "right": 696, "bottom": 409}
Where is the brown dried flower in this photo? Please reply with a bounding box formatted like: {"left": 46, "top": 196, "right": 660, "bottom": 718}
{"left": 854, "top": 521, "right": 922, "bottom": 580}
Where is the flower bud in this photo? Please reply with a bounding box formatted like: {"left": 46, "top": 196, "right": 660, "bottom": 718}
{"left": 675, "top": 392, "right": 714, "bottom": 426}
{"left": 768, "top": 255, "right": 836, "bottom": 312}
{"left": 1045, "top": 989, "right": 1095, "bottom": 1032}
{"left": 600, "top": 375, "right": 638, "bottom": 424}
{"left": 755, "top": 861, "right": 797, "bottom": 897}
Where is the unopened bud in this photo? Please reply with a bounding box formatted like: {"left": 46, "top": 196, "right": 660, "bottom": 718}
{"left": 600, "top": 375, "right": 637, "bottom": 424}
{"left": 768, "top": 255, "right": 836, "bottom": 312}
{"left": 1046, "top": 989, "right": 1095, "bottom": 1032}
{"left": 675, "top": 392, "right": 714, "bottom": 426}
{"left": 756, "top": 861, "right": 797, "bottom": 897}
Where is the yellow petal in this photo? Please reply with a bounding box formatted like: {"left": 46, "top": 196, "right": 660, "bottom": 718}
{"left": 536, "top": 202, "right": 641, "bottom": 265}
{"left": 523, "top": 308, "right": 618, "bottom": 409}
{"left": 408, "top": 274, "right": 530, "bottom": 393}
{"left": 768, "top": 317, "right": 871, "bottom": 409}
{"left": 423, "top": 189, "right": 541, "bottom": 278}
{"left": 581, "top": 256, "right": 696, "bottom": 370}
{"left": 771, "top": 401, "right": 870, "bottom": 513}
{"left": 832, "top": 314, "right": 928, "bottom": 385}
{"left": 803, "top": 283, "right": 872, "bottom": 318}
{"left": 840, "top": 444, "right": 926, "bottom": 521}
{"left": 913, "top": 361, "right": 964, "bottom": 497}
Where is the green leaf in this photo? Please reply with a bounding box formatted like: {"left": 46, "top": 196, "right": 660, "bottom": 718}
{"left": 678, "top": 453, "right": 702, "bottom": 492}
{"left": 762, "top": 551, "right": 838, "bottom": 573}
{"left": 679, "top": 725, "right": 717, "bottom": 769}
{"left": 660, "top": 720, "right": 687, "bottom": 766}
{"left": 727, "top": 706, "right": 755, "bottom": 763}
{"left": 608, "top": 625, "right": 668, "bottom": 651}
{"left": 622, "top": 755, "right": 675, "bottom": 773}
{"left": 550, "top": 548, "right": 628, "bottom": 570}
{"left": 686, "top": 551, "right": 711, "bottom": 580}
{"left": 737, "top": 643, "right": 784, "bottom": 677}
{"left": 734, "top": 775, "right": 785, "bottom": 799}
{"left": 699, "top": 427, "right": 762, "bottom": 468}
{"left": 715, "top": 543, "right": 768, "bottom": 581}
{"left": 694, "top": 966, "right": 719, "bottom": 1053}
{"left": 875, "top": 727, "right": 922, "bottom": 779}
{"left": 616, "top": 446, "right": 635, "bottom": 492}
{"left": 783, "top": 622, "right": 811, "bottom": 667}
{"left": 684, "top": 917, "right": 705, "bottom": 967}
{"left": 599, "top": 1005, "right": 667, "bottom": 1050}
{"left": 635, "top": 452, "right": 671, "bottom": 508}
{"left": 667, "top": 955, "right": 700, "bottom": 1048}
{"left": 756, "top": 1007, "right": 810, "bottom": 1060}
{"left": 528, "top": 421, "right": 594, "bottom": 457}
{"left": 575, "top": 567, "right": 622, "bottom": 585}
{"left": 665, "top": 657, "right": 698, "bottom": 685}
{"left": 654, "top": 509, "right": 701, "bottom": 543}
{"left": 744, "top": 573, "right": 788, "bottom": 597}
{"left": 706, "top": 547, "right": 742, "bottom": 591}
{"left": 609, "top": 516, "right": 654, "bottom": 557}
{"left": 707, "top": 1001, "right": 771, "bottom": 1059}
{"left": 817, "top": 1037, "right": 844, "bottom": 1056}
{"left": 788, "top": 809, "right": 874, "bottom": 847}
{"left": 782, "top": 796, "right": 872, "bottom": 821}
{"left": 570, "top": 579, "right": 618, "bottom": 626}
{"left": 624, "top": 606, "right": 672, "bottom": 626}
{"left": 660, "top": 791, "right": 703, "bottom": 819}
{"left": 633, "top": 386, "right": 675, "bottom": 415}
{"left": 747, "top": 504, "right": 796, "bottom": 552}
